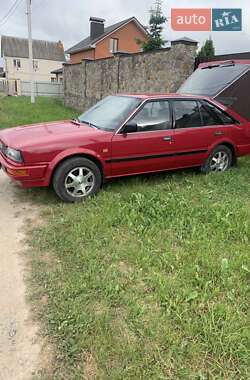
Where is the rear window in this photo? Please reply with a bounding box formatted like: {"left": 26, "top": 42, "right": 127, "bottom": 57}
{"left": 178, "top": 64, "right": 249, "bottom": 97}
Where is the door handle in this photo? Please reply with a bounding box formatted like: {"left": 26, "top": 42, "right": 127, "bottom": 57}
{"left": 163, "top": 136, "right": 172, "bottom": 141}
{"left": 214, "top": 131, "right": 224, "bottom": 136}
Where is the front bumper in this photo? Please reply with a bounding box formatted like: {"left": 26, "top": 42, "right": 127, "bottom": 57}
{"left": 0, "top": 153, "right": 48, "bottom": 188}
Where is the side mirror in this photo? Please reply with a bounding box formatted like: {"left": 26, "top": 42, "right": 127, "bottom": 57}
{"left": 123, "top": 122, "right": 138, "bottom": 134}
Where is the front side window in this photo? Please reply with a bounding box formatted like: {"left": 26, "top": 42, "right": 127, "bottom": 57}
{"left": 13, "top": 59, "right": 21, "bottom": 69}
{"left": 78, "top": 95, "right": 141, "bottom": 131}
{"left": 130, "top": 101, "right": 171, "bottom": 132}
{"left": 110, "top": 38, "right": 118, "bottom": 53}
{"left": 173, "top": 100, "right": 202, "bottom": 128}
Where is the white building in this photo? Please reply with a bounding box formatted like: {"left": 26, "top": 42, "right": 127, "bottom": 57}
{"left": 1, "top": 35, "right": 65, "bottom": 82}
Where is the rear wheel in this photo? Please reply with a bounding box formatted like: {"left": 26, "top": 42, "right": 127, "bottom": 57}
{"left": 201, "top": 145, "right": 233, "bottom": 174}
{"left": 53, "top": 157, "right": 102, "bottom": 202}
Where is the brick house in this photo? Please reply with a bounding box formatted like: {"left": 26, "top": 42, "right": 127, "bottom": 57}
{"left": 66, "top": 16, "right": 148, "bottom": 63}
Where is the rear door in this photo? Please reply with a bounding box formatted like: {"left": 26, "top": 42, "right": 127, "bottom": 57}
{"left": 110, "top": 100, "right": 176, "bottom": 176}
{"left": 203, "top": 100, "right": 250, "bottom": 156}
{"left": 171, "top": 99, "right": 234, "bottom": 168}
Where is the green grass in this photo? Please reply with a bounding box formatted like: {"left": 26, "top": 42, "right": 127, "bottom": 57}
{"left": 1, "top": 97, "right": 250, "bottom": 379}
{"left": 28, "top": 168, "right": 250, "bottom": 379}
{"left": 0, "top": 96, "right": 77, "bottom": 129}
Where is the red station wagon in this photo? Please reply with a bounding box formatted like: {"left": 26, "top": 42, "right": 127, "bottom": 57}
{"left": 1, "top": 94, "right": 250, "bottom": 202}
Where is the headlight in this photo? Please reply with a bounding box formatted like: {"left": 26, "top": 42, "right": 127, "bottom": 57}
{"left": 5, "top": 147, "right": 23, "bottom": 163}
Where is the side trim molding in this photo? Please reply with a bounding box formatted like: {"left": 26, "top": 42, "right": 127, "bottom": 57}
{"left": 106, "top": 149, "right": 207, "bottom": 163}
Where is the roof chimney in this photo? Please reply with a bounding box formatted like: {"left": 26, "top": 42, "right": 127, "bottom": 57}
{"left": 58, "top": 40, "right": 64, "bottom": 49}
{"left": 89, "top": 17, "right": 105, "bottom": 41}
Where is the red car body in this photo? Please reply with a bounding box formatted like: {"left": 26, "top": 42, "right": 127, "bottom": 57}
{"left": 0, "top": 94, "right": 250, "bottom": 192}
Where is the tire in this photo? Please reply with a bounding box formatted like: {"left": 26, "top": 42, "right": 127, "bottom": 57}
{"left": 53, "top": 157, "right": 102, "bottom": 202}
{"left": 201, "top": 145, "right": 233, "bottom": 174}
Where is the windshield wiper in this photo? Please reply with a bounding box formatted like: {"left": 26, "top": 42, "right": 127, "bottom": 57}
{"left": 79, "top": 120, "right": 100, "bottom": 130}
{"left": 71, "top": 118, "right": 100, "bottom": 129}
{"left": 71, "top": 117, "right": 81, "bottom": 124}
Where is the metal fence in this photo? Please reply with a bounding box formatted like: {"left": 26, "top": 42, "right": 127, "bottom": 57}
{"left": 0, "top": 79, "right": 8, "bottom": 94}
{"left": 21, "top": 81, "right": 63, "bottom": 97}
{"left": 0, "top": 79, "right": 63, "bottom": 97}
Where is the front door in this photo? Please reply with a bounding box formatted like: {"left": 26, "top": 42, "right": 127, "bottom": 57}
{"left": 110, "top": 100, "right": 176, "bottom": 176}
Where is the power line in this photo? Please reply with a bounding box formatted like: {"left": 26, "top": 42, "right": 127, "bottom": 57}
{"left": 0, "top": 0, "right": 20, "bottom": 25}
{"left": 0, "top": 0, "right": 24, "bottom": 29}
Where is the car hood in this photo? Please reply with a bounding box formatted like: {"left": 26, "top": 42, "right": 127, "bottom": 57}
{"left": 0, "top": 120, "right": 104, "bottom": 149}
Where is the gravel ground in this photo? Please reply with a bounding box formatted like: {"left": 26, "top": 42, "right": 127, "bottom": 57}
{"left": 0, "top": 171, "right": 40, "bottom": 380}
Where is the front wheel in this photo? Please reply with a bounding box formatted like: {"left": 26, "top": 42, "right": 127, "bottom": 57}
{"left": 53, "top": 157, "right": 102, "bottom": 202}
{"left": 201, "top": 145, "right": 233, "bottom": 174}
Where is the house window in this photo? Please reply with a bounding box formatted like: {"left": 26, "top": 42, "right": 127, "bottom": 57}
{"left": 33, "top": 60, "right": 39, "bottom": 70}
{"left": 109, "top": 38, "right": 118, "bottom": 53}
{"left": 13, "top": 59, "right": 21, "bottom": 69}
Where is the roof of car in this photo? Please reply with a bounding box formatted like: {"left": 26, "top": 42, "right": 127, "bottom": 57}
{"left": 117, "top": 93, "right": 209, "bottom": 100}
{"left": 115, "top": 93, "right": 247, "bottom": 123}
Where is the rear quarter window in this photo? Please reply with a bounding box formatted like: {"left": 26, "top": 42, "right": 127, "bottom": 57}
{"left": 201, "top": 100, "right": 238, "bottom": 125}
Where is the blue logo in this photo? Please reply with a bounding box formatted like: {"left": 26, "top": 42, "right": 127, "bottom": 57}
{"left": 212, "top": 9, "right": 242, "bottom": 31}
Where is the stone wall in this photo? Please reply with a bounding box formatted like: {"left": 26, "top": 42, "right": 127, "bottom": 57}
{"left": 64, "top": 39, "right": 197, "bottom": 111}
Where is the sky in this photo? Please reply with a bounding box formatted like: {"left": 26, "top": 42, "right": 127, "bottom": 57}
{"left": 0, "top": 0, "right": 250, "bottom": 65}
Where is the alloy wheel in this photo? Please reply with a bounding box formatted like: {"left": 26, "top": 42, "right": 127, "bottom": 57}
{"left": 210, "top": 151, "right": 229, "bottom": 172}
{"left": 64, "top": 167, "right": 95, "bottom": 197}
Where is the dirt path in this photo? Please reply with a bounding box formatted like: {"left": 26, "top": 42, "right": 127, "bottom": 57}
{"left": 0, "top": 171, "right": 40, "bottom": 380}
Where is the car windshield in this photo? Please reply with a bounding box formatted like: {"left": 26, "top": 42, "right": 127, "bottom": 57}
{"left": 78, "top": 95, "right": 141, "bottom": 131}
{"left": 178, "top": 63, "right": 250, "bottom": 97}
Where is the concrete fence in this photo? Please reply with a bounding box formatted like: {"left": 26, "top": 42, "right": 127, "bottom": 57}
{"left": 64, "top": 39, "right": 198, "bottom": 111}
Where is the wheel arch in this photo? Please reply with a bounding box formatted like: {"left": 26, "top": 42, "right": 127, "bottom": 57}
{"left": 218, "top": 141, "right": 237, "bottom": 165}
{"left": 209, "top": 140, "right": 237, "bottom": 166}
{"left": 46, "top": 151, "right": 105, "bottom": 186}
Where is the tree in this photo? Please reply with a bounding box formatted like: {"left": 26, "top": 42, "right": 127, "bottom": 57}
{"left": 197, "top": 38, "right": 215, "bottom": 59}
{"left": 140, "top": 0, "right": 167, "bottom": 52}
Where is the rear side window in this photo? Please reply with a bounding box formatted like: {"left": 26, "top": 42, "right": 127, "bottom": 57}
{"left": 173, "top": 100, "right": 202, "bottom": 128}
{"left": 201, "top": 100, "right": 237, "bottom": 125}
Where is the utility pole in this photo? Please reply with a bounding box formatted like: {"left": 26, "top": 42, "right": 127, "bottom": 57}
{"left": 26, "top": 0, "right": 35, "bottom": 103}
